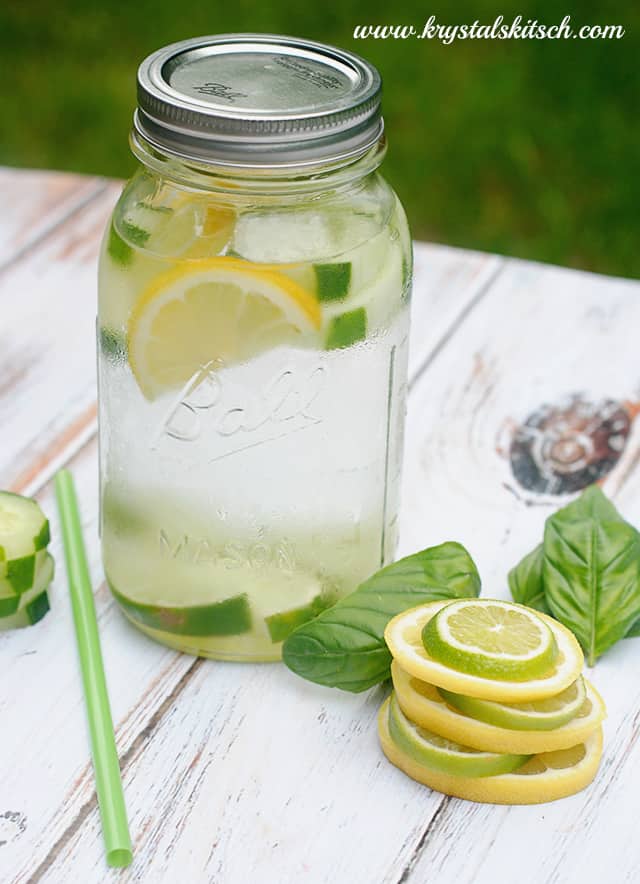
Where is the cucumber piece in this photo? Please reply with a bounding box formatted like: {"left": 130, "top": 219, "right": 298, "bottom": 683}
{"left": 108, "top": 581, "right": 252, "bottom": 637}
{"left": 25, "top": 590, "right": 51, "bottom": 625}
{"left": 326, "top": 308, "right": 367, "bottom": 349}
{"left": 0, "top": 549, "right": 48, "bottom": 599}
{"left": 4, "top": 554, "right": 36, "bottom": 594}
{"left": 107, "top": 220, "right": 150, "bottom": 267}
{"left": 314, "top": 263, "right": 352, "bottom": 302}
{"left": 265, "top": 596, "right": 329, "bottom": 644}
{"left": 0, "top": 553, "right": 54, "bottom": 630}
{"left": 99, "top": 327, "right": 128, "bottom": 363}
{"left": 0, "top": 594, "right": 19, "bottom": 616}
{"left": 0, "top": 491, "right": 50, "bottom": 564}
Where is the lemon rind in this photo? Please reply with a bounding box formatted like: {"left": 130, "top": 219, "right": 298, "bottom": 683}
{"left": 378, "top": 698, "right": 603, "bottom": 805}
{"left": 385, "top": 601, "right": 584, "bottom": 702}
{"left": 391, "top": 662, "right": 606, "bottom": 754}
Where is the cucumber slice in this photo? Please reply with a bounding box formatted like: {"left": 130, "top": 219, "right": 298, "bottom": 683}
{"left": 314, "top": 263, "right": 351, "bottom": 302}
{"left": 265, "top": 595, "right": 329, "bottom": 644}
{"left": 0, "top": 552, "right": 54, "bottom": 630}
{"left": 0, "top": 594, "right": 19, "bottom": 616}
{"left": 108, "top": 581, "right": 252, "bottom": 637}
{"left": 107, "top": 220, "right": 150, "bottom": 267}
{"left": 99, "top": 326, "right": 128, "bottom": 363}
{"left": 0, "top": 493, "right": 50, "bottom": 590}
{"left": 0, "top": 549, "right": 49, "bottom": 599}
{"left": 326, "top": 308, "right": 367, "bottom": 349}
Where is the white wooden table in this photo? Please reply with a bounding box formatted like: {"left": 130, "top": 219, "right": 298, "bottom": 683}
{"left": 2, "top": 166, "right": 640, "bottom": 884}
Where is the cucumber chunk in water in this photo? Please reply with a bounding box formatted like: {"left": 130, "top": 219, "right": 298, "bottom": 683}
{"left": 107, "top": 220, "right": 150, "bottom": 267}
{"left": 265, "top": 596, "right": 329, "bottom": 644}
{"left": 314, "top": 263, "right": 352, "bottom": 302}
{"left": 0, "top": 552, "right": 54, "bottom": 630}
{"left": 99, "top": 327, "right": 128, "bottom": 363}
{"left": 326, "top": 308, "right": 367, "bottom": 349}
{"left": 0, "top": 492, "right": 50, "bottom": 573}
{"left": 108, "top": 582, "right": 253, "bottom": 637}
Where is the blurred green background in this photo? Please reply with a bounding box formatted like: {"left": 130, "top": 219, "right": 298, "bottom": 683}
{"left": 2, "top": 0, "right": 637, "bottom": 276}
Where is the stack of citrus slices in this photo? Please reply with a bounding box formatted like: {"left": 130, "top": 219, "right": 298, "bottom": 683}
{"left": 380, "top": 599, "right": 606, "bottom": 804}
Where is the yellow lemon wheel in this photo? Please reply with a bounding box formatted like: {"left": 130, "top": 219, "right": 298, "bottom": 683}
{"left": 128, "top": 257, "right": 321, "bottom": 399}
{"left": 378, "top": 698, "right": 603, "bottom": 805}
{"left": 391, "top": 662, "right": 606, "bottom": 755}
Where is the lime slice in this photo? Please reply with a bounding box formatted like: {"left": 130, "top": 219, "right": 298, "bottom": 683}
{"left": 421, "top": 599, "right": 558, "bottom": 681}
{"left": 384, "top": 601, "right": 583, "bottom": 702}
{"left": 128, "top": 257, "right": 321, "bottom": 398}
{"left": 439, "top": 677, "right": 587, "bottom": 731}
{"left": 108, "top": 580, "right": 252, "bottom": 637}
{"left": 387, "top": 692, "right": 530, "bottom": 777}
{"left": 379, "top": 698, "right": 603, "bottom": 805}
{"left": 391, "top": 662, "right": 605, "bottom": 754}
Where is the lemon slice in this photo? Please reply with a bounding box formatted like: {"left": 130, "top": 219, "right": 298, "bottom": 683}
{"left": 378, "top": 698, "right": 603, "bottom": 805}
{"left": 128, "top": 258, "right": 322, "bottom": 398}
{"left": 391, "top": 662, "right": 606, "bottom": 754}
{"left": 384, "top": 601, "right": 583, "bottom": 702}
{"left": 388, "top": 692, "right": 530, "bottom": 777}
{"left": 439, "top": 677, "right": 587, "bottom": 731}
{"left": 421, "top": 599, "right": 558, "bottom": 681}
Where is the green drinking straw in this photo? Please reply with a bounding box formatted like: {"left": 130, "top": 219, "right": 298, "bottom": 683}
{"left": 54, "top": 469, "right": 133, "bottom": 868}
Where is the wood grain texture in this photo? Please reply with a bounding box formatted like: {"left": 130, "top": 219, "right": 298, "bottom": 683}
{"left": 0, "top": 168, "right": 108, "bottom": 270}
{"left": 2, "top": 167, "right": 638, "bottom": 884}
{"left": 0, "top": 181, "right": 120, "bottom": 490}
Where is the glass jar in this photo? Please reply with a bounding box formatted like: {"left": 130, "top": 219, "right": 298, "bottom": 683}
{"left": 98, "top": 34, "right": 412, "bottom": 661}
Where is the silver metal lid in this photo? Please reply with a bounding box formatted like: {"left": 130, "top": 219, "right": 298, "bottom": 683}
{"left": 135, "top": 33, "right": 383, "bottom": 168}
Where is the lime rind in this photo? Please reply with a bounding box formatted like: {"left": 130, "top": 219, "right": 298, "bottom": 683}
{"left": 439, "top": 676, "right": 587, "bottom": 731}
{"left": 384, "top": 601, "right": 584, "bottom": 702}
{"left": 391, "top": 662, "right": 605, "bottom": 754}
{"left": 379, "top": 698, "right": 604, "bottom": 805}
{"left": 388, "top": 693, "right": 530, "bottom": 778}
{"left": 422, "top": 599, "right": 558, "bottom": 682}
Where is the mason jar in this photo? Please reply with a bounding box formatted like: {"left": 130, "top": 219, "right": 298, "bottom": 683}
{"left": 98, "top": 33, "right": 412, "bottom": 661}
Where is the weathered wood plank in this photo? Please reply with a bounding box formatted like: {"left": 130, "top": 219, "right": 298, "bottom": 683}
{"left": 0, "top": 167, "right": 107, "bottom": 269}
{"left": 34, "top": 660, "right": 444, "bottom": 884}
{"left": 0, "top": 183, "right": 120, "bottom": 491}
{"left": 409, "top": 243, "right": 502, "bottom": 379}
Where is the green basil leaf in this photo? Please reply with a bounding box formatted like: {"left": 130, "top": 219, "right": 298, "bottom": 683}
{"left": 508, "top": 544, "right": 550, "bottom": 614}
{"left": 552, "top": 484, "right": 622, "bottom": 524}
{"left": 282, "top": 542, "right": 481, "bottom": 692}
{"left": 626, "top": 617, "right": 640, "bottom": 638}
{"left": 543, "top": 516, "right": 640, "bottom": 666}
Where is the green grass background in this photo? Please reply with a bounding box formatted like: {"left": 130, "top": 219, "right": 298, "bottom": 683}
{"left": 2, "top": 0, "right": 637, "bottom": 276}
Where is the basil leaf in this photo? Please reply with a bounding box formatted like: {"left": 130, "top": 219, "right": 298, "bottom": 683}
{"left": 543, "top": 516, "right": 640, "bottom": 666}
{"left": 552, "top": 484, "right": 623, "bottom": 523}
{"left": 508, "top": 544, "right": 550, "bottom": 614}
{"left": 282, "top": 542, "right": 481, "bottom": 692}
{"left": 626, "top": 617, "right": 640, "bottom": 638}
